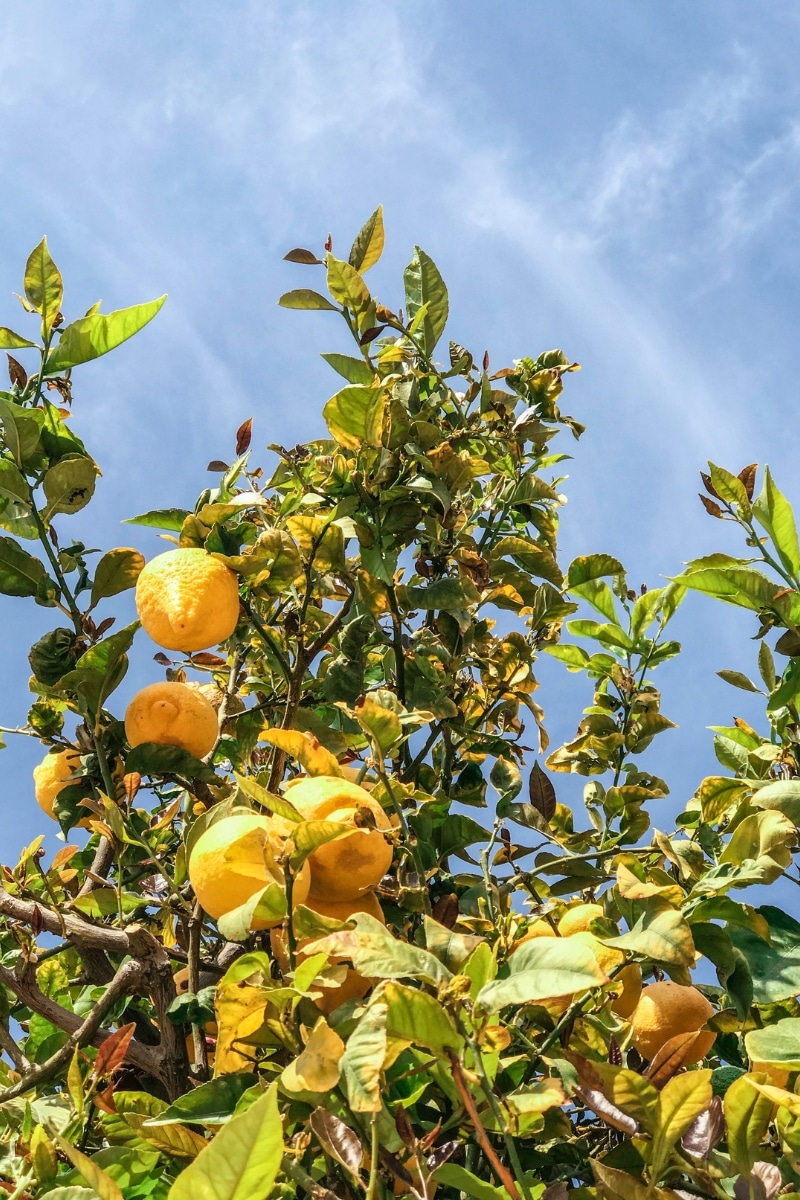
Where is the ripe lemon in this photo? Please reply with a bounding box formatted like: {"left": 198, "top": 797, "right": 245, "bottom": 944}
{"left": 135, "top": 548, "right": 240, "bottom": 652}
{"left": 188, "top": 811, "right": 310, "bottom": 929}
{"left": 609, "top": 963, "right": 643, "bottom": 1019}
{"left": 271, "top": 892, "right": 384, "bottom": 1016}
{"left": 513, "top": 919, "right": 556, "bottom": 950}
{"left": 750, "top": 1061, "right": 790, "bottom": 1088}
{"left": 283, "top": 776, "right": 393, "bottom": 902}
{"left": 568, "top": 930, "right": 624, "bottom": 977}
{"left": 557, "top": 903, "right": 603, "bottom": 938}
{"left": 33, "top": 748, "right": 83, "bottom": 819}
{"left": 125, "top": 681, "right": 219, "bottom": 759}
{"left": 630, "top": 981, "right": 715, "bottom": 1064}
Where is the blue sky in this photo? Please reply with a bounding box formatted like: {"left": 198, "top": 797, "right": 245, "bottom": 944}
{"left": 2, "top": 1, "right": 800, "bottom": 860}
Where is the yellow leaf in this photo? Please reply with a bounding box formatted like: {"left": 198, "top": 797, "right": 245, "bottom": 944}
{"left": 55, "top": 1135, "right": 124, "bottom": 1200}
{"left": 260, "top": 728, "right": 342, "bottom": 778}
{"left": 506, "top": 1078, "right": 567, "bottom": 1113}
{"left": 125, "top": 1113, "right": 208, "bottom": 1159}
{"left": 214, "top": 983, "right": 269, "bottom": 1076}
{"left": 282, "top": 1017, "right": 345, "bottom": 1092}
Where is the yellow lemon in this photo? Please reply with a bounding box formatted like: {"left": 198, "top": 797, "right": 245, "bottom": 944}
{"left": 283, "top": 776, "right": 393, "bottom": 902}
{"left": 630, "top": 981, "right": 715, "bottom": 1064}
{"left": 610, "top": 963, "right": 643, "bottom": 1019}
{"left": 750, "top": 1061, "right": 790, "bottom": 1088}
{"left": 135, "top": 548, "right": 240, "bottom": 652}
{"left": 557, "top": 903, "right": 604, "bottom": 938}
{"left": 33, "top": 749, "right": 83, "bottom": 820}
{"left": 568, "top": 930, "right": 624, "bottom": 977}
{"left": 188, "top": 811, "right": 310, "bottom": 929}
{"left": 125, "top": 681, "right": 219, "bottom": 759}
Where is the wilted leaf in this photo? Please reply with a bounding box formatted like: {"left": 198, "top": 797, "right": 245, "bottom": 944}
{"left": 282, "top": 1018, "right": 345, "bottom": 1092}
{"left": 307, "top": 914, "right": 451, "bottom": 986}
{"left": 42, "top": 453, "right": 99, "bottom": 519}
{"left": 340, "top": 1001, "right": 387, "bottom": 1113}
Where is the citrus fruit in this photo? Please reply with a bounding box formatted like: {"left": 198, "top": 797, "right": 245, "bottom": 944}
{"left": 303, "top": 891, "right": 385, "bottom": 925}
{"left": 188, "top": 811, "right": 310, "bottom": 929}
{"left": 630, "top": 981, "right": 715, "bottom": 1064}
{"left": 750, "top": 1061, "right": 790, "bottom": 1088}
{"left": 568, "top": 930, "right": 624, "bottom": 978}
{"left": 512, "top": 919, "right": 556, "bottom": 950}
{"left": 33, "top": 748, "right": 83, "bottom": 820}
{"left": 135, "top": 548, "right": 240, "bottom": 652}
{"left": 557, "top": 903, "right": 603, "bottom": 937}
{"left": 609, "top": 963, "right": 643, "bottom": 1019}
{"left": 125, "top": 681, "right": 219, "bottom": 759}
{"left": 282, "top": 775, "right": 393, "bottom": 901}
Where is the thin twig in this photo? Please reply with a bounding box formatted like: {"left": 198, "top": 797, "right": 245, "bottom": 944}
{"left": 0, "top": 1022, "right": 31, "bottom": 1074}
{"left": 447, "top": 1049, "right": 521, "bottom": 1200}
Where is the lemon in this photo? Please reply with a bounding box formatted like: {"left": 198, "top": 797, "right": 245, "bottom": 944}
{"left": 557, "top": 903, "right": 603, "bottom": 938}
{"left": 282, "top": 775, "right": 393, "bottom": 902}
{"left": 135, "top": 548, "right": 240, "bottom": 652}
{"left": 303, "top": 891, "right": 385, "bottom": 925}
{"left": 630, "top": 981, "right": 715, "bottom": 1064}
{"left": 568, "top": 930, "right": 624, "bottom": 977}
{"left": 610, "top": 963, "right": 643, "bottom": 1019}
{"left": 188, "top": 811, "right": 310, "bottom": 929}
{"left": 750, "top": 1061, "right": 790, "bottom": 1087}
{"left": 125, "top": 681, "right": 219, "bottom": 759}
{"left": 33, "top": 748, "right": 83, "bottom": 820}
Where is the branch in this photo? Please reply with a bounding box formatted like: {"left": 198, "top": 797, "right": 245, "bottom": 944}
{"left": 77, "top": 837, "right": 116, "bottom": 896}
{"left": 0, "top": 886, "right": 147, "bottom": 955}
{"left": 0, "top": 959, "right": 161, "bottom": 1098}
{"left": 0, "top": 1021, "right": 31, "bottom": 1074}
{"left": 446, "top": 1049, "right": 521, "bottom": 1200}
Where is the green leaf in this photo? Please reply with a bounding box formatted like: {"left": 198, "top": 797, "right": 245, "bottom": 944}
{"left": 349, "top": 206, "right": 385, "bottom": 273}
{"left": 717, "top": 669, "right": 761, "bottom": 693}
{"left": 382, "top": 982, "right": 463, "bottom": 1053}
{"left": 403, "top": 247, "right": 448, "bottom": 355}
{"left": 0, "top": 535, "right": 47, "bottom": 597}
{"left": 708, "top": 462, "right": 749, "bottom": 507}
{"left": 216, "top": 883, "right": 288, "bottom": 942}
{"left": 745, "top": 1017, "right": 800, "bottom": 1067}
{"left": 0, "top": 459, "right": 30, "bottom": 507}
{"left": 277, "top": 289, "right": 338, "bottom": 311}
{"left": 571, "top": 578, "right": 618, "bottom": 621}
{"left": 320, "top": 352, "right": 374, "bottom": 386}
{"left": 433, "top": 1165, "right": 511, "bottom": 1200}
{"left": 326, "top": 255, "right": 371, "bottom": 321}
{"left": 354, "top": 694, "right": 402, "bottom": 755}
{"left": 90, "top": 548, "right": 145, "bottom": 608}
{"left": 566, "top": 554, "right": 624, "bottom": 588}
{"left": 45, "top": 296, "right": 167, "bottom": 373}
{"left": 603, "top": 898, "right": 695, "bottom": 966}
{"left": 125, "top": 742, "right": 218, "bottom": 783}
{"left": 476, "top": 939, "right": 608, "bottom": 1011}
{"left": 752, "top": 779, "right": 800, "bottom": 824}
{"left": 307, "top": 913, "right": 452, "bottom": 986}
{"left": 673, "top": 565, "right": 782, "bottom": 613}
{"left": 729, "top": 907, "right": 800, "bottom": 1003}
{"left": 340, "top": 1000, "right": 387, "bottom": 1113}
{"left": 0, "top": 328, "right": 38, "bottom": 350}
{"left": 41, "top": 454, "right": 99, "bottom": 519}
{"left": 753, "top": 466, "right": 800, "bottom": 578}
{"left": 24, "top": 237, "right": 63, "bottom": 330}
{"left": 323, "top": 384, "right": 386, "bottom": 451}
{"left": 651, "top": 1070, "right": 712, "bottom": 1176}
{"left": 724, "top": 1072, "right": 777, "bottom": 1176}
{"left": 289, "top": 819, "right": 354, "bottom": 867}
{"left": 542, "top": 643, "right": 591, "bottom": 670}
{"left": 35, "top": 1190, "right": 96, "bottom": 1200}
{"left": 123, "top": 507, "right": 189, "bottom": 532}
{"left": 402, "top": 577, "right": 480, "bottom": 612}
{"left": 146, "top": 1075, "right": 258, "bottom": 1127}
{"left": 167, "top": 1082, "right": 283, "bottom": 1200}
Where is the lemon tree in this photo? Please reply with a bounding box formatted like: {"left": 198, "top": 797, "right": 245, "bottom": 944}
{"left": 1, "top": 220, "right": 800, "bottom": 1200}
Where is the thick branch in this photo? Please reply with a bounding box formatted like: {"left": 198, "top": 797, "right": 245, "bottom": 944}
{"left": 0, "top": 959, "right": 161, "bottom": 1096}
{"left": 0, "top": 887, "right": 150, "bottom": 956}
{"left": 0, "top": 1021, "right": 31, "bottom": 1074}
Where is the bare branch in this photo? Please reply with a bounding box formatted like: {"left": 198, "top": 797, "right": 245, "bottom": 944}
{"left": 0, "top": 1021, "right": 31, "bottom": 1074}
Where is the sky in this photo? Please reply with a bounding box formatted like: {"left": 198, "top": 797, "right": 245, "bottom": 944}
{"left": 1, "top": 0, "right": 800, "bottom": 881}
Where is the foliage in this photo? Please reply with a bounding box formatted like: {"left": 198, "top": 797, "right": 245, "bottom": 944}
{"left": 0, "top": 215, "right": 799, "bottom": 1200}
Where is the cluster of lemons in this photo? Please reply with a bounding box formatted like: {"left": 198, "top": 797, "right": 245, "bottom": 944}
{"left": 33, "top": 548, "right": 241, "bottom": 818}
{"left": 522, "top": 903, "right": 716, "bottom": 1065}
{"left": 32, "top": 548, "right": 393, "bottom": 1017}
